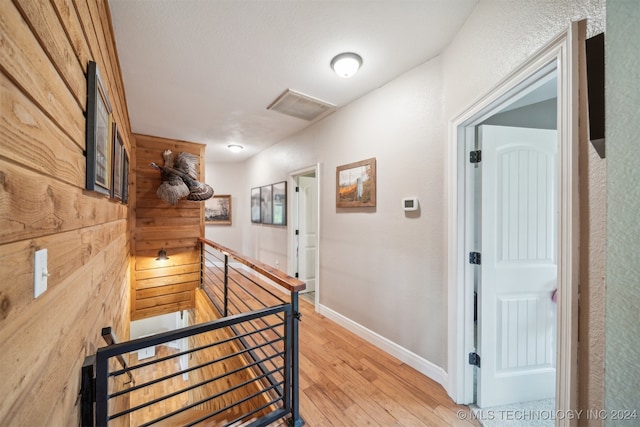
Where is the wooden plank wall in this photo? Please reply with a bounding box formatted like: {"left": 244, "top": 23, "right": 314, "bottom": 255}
{"left": 132, "top": 134, "right": 205, "bottom": 320}
{"left": 0, "top": 0, "right": 133, "bottom": 424}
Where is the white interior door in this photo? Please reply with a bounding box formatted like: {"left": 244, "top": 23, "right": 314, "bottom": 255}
{"left": 297, "top": 175, "right": 317, "bottom": 293}
{"left": 477, "top": 124, "right": 557, "bottom": 408}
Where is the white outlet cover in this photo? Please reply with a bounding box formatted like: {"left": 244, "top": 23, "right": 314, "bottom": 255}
{"left": 34, "top": 248, "right": 48, "bottom": 298}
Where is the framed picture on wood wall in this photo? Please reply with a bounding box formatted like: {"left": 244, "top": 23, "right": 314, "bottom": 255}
{"left": 336, "top": 157, "right": 376, "bottom": 208}
{"left": 85, "top": 60, "right": 113, "bottom": 196}
{"left": 122, "top": 149, "right": 129, "bottom": 204}
{"left": 205, "top": 194, "right": 232, "bottom": 225}
{"left": 111, "top": 123, "right": 124, "bottom": 201}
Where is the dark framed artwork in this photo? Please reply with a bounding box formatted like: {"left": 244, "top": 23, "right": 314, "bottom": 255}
{"left": 85, "top": 60, "right": 113, "bottom": 196}
{"left": 251, "top": 187, "right": 261, "bottom": 223}
{"left": 205, "top": 194, "right": 232, "bottom": 225}
{"left": 336, "top": 157, "right": 376, "bottom": 208}
{"left": 122, "top": 149, "right": 129, "bottom": 204}
{"left": 111, "top": 123, "right": 124, "bottom": 201}
{"left": 260, "top": 185, "right": 273, "bottom": 225}
{"left": 272, "top": 181, "right": 287, "bottom": 226}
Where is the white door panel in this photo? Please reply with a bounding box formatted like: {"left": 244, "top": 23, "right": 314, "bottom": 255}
{"left": 478, "top": 125, "right": 557, "bottom": 408}
{"left": 298, "top": 175, "right": 317, "bottom": 293}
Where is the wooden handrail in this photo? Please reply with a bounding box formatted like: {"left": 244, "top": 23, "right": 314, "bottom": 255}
{"left": 199, "top": 237, "right": 306, "bottom": 293}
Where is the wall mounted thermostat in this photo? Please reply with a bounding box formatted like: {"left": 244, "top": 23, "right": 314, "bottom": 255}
{"left": 402, "top": 197, "right": 419, "bottom": 212}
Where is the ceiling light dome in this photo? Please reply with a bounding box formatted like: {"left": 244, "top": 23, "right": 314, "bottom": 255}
{"left": 331, "top": 52, "right": 362, "bottom": 78}
{"left": 227, "top": 144, "right": 244, "bottom": 153}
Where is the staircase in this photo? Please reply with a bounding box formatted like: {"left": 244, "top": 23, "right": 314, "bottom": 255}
{"left": 81, "top": 238, "right": 305, "bottom": 427}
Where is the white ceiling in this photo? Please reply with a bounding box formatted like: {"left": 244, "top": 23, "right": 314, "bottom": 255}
{"left": 108, "top": 0, "right": 479, "bottom": 162}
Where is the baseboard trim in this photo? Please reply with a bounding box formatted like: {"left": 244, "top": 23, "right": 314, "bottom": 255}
{"left": 317, "top": 303, "right": 448, "bottom": 388}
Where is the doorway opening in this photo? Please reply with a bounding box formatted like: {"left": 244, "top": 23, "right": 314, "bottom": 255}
{"left": 472, "top": 68, "right": 559, "bottom": 414}
{"left": 447, "top": 22, "right": 584, "bottom": 424}
{"left": 290, "top": 165, "right": 320, "bottom": 308}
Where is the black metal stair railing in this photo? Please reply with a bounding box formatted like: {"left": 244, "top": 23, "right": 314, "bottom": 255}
{"left": 199, "top": 238, "right": 305, "bottom": 427}
{"left": 80, "top": 238, "right": 305, "bottom": 427}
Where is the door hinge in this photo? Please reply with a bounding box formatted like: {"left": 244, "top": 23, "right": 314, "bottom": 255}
{"left": 295, "top": 229, "right": 299, "bottom": 235}
{"left": 469, "top": 352, "right": 481, "bottom": 367}
{"left": 295, "top": 272, "right": 299, "bottom": 278}
{"left": 295, "top": 186, "right": 300, "bottom": 192}
{"left": 469, "top": 252, "right": 481, "bottom": 265}
{"left": 470, "top": 150, "right": 482, "bottom": 164}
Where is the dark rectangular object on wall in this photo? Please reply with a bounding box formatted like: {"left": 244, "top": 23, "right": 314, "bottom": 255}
{"left": 586, "top": 32, "right": 605, "bottom": 158}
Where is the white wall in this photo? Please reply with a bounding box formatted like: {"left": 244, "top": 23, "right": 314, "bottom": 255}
{"left": 204, "top": 156, "right": 246, "bottom": 250}
{"left": 238, "top": 0, "right": 606, "bottom": 394}
{"left": 443, "top": 0, "right": 605, "bottom": 118}
{"left": 482, "top": 98, "right": 557, "bottom": 129}
{"left": 605, "top": 0, "right": 640, "bottom": 421}
{"left": 130, "top": 312, "right": 179, "bottom": 339}
{"left": 244, "top": 57, "right": 448, "bottom": 367}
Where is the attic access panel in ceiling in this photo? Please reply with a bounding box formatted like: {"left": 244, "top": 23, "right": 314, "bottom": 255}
{"left": 267, "top": 89, "right": 336, "bottom": 122}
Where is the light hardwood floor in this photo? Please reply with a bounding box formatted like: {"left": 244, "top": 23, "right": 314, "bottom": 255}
{"left": 296, "top": 299, "right": 480, "bottom": 427}
{"left": 124, "top": 291, "right": 479, "bottom": 426}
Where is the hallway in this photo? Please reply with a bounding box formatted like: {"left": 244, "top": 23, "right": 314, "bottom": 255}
{"left": 296, "top": 300, "right": 479, "bottom": 426}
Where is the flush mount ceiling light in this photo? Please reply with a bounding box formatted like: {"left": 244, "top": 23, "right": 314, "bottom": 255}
{"left": 330, "top": 52, "right": 363, "bottom": 78}
{"left": 227, "top": 144, "right": 244, "bottom": 153}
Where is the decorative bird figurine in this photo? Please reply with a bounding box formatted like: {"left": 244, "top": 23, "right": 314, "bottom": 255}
{"left": 150, "top": 150, "right": 214, "bottom": 205}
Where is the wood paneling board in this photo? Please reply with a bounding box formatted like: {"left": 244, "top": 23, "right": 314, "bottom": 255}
{"left": 0, "top": 1, "right": 131, "bottom": 424}
{"left": 86, "top": 0, "right": 121, "bottom": 117}
{"left": 134, "top": 292, "right": 197, "bottom": 316}
{"left": 50, "top": 0, "right": 91, "bottom": 71}
{"left": 0, "top": 159, "right": 126, "bottom": 244}
{"left": 0, "top": 219, "right": 126, "bottom": 327}
{"left": 136, "top": 281, "right": 199, "bottom": 299}
{"left": 14, "top": 0, "right": 87, "bottom": 109}
{"left": 72, "top": 0, "right": 132, "bottom": 154}
{"left": 136, "top": 290, "right": 192, "bottom": 310}
{"left": 0, "top": 0, "right": 84, "bottom": 147}
{"left": 135, "top": 238, "right": 200, "bottom": 252}
{"left": 137, "top": 214, "right": 201, "bottom": 227}
{"left": 132, "top": 300, "right": 195, "bottom": 321}
{"left": 73, "top": 0, "right": 120, "bottom": 132}
{"left": 136, "top": 195, "right": 203, "bottom": 209}
{"left": 134, "top": 191, "right": 203, "bottom": 207}
{"left": 132, "top": 134, "right": 205, "bottom": 319}
{"left": 135, "top": 226, "right": 202, "bottom": 242}
{"left": 135, "top": 263, "right": 200, "bottom": 281}
{"left": 72, "top": 0, "right": 135, "bottom": 155}
{"left": 136, "top": 272, "right": 200, "bottom": 290}
{"left": 135, "top": 248, "right": 200, "bottom": 271}
{"left": 0, "top": 72, "right": 85, "bottom": 188}
{"left": 136, "top": 133, "right": 206, "bottom": 152}
{"left": 97, "top": 0, "right": 132, "bottom": 130}
{"left": 137, "top": 207, "right": 202, "bottom": 219}
{"left": 0, "top": 234, "right": 129, "bottom": 425}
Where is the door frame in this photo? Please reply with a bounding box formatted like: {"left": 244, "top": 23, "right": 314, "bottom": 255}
{"left": 447, "top": 21, "right": 584, "bottom": 422}
{"left": 289, "top": 164, "right": 321, "bottom": 308}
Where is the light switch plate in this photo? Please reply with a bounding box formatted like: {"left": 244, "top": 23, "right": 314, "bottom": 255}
{"left": 34, "top": 248, "right": 48, "bottom": 298}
